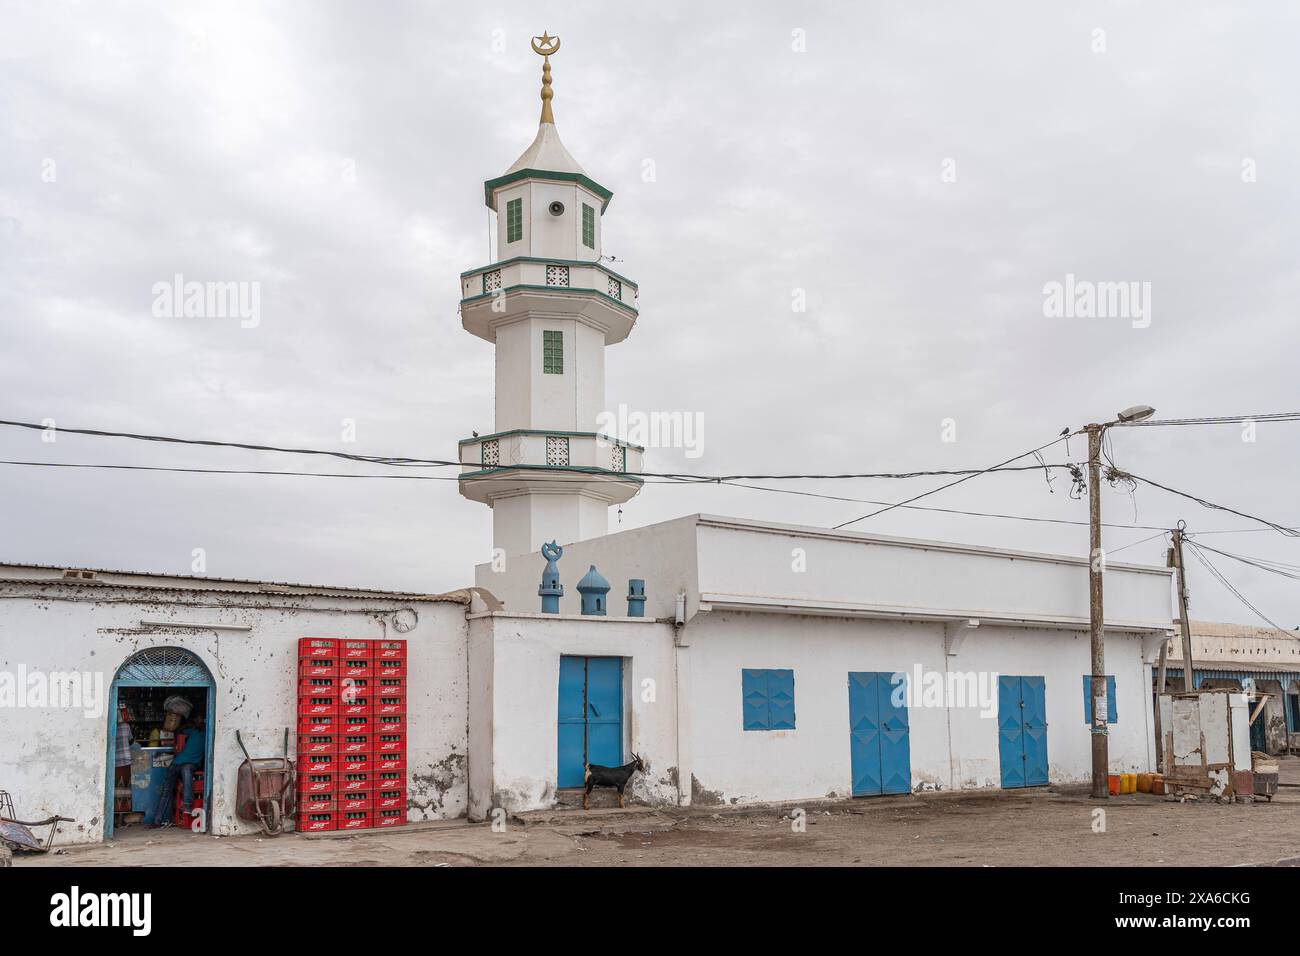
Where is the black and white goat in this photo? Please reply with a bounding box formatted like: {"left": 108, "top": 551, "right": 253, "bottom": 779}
{"left": 583, "top": 753, "right": 646, "bottom": 809}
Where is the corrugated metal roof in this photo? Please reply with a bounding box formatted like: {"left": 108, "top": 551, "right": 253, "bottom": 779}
{"left": 0, "top": 561, "right": 467, "bottom": 603}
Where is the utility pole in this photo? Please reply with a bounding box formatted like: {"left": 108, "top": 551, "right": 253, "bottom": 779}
{"left": 1086, "top": 423, "right": 1109, "bottom": 799}
{"left": 1169, "top": 524, "right": 1195, "bottom": 692}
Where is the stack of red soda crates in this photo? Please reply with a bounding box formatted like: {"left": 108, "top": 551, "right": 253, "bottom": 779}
{"left": 296, "top": 637, "right": 408, "bottom": 832}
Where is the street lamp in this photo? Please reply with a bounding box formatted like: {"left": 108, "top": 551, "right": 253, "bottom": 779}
{"left": 1084, "top": 404, "right": 1155, "bottom": 799}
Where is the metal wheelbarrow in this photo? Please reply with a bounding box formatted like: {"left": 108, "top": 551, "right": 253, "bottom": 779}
{"left": 0, "top": 790, "right": 74, "bottom": 854}
{"left": 235, "top": 730, "right": 296, "bottom": 836}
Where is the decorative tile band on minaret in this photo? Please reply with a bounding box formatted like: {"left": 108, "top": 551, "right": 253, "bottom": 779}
{"left": 456, "top": 36, "right": 644, "bottom": 559}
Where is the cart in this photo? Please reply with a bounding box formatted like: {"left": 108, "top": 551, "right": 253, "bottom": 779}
{"left": 235, "top": 730, "right": 296, "bottom": 836}
{"left": 0, "top": 790, "right": 74, "bottom": 854}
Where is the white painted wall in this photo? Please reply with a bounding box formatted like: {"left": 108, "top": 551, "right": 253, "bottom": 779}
{"left": 0, "top": 580, "right": 469, "bottom": 844}
{"left": 466, "top": 612, "right": 678, "bottom": 818}
{"left": 681, "top": 610, "right": 1157, "bottom": 805}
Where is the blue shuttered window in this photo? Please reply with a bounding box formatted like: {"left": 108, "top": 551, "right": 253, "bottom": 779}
{"left": 742, "top": 668, "right": 795, "bottom": 730}
{"left": 1082, "top": 675, "right": 1118, "bottom": 723}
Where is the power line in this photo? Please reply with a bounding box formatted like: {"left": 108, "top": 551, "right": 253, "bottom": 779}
{"left": 1183, "top": 539, "right": 1296, "bottom": 635}
{"left": 832, "top": 434, "right": 1068, "bottom": 529}
{"left": 1124, "top": 471, "right": 1300, "bottom": 537}
{"left": 1119, "top": 412, "right": 1300, "bottom": 428}
{"left": 0, "top": 417, "right": 1079, "bottom": 483}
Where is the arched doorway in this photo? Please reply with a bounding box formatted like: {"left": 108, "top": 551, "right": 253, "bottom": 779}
{"left": 104, "top": 647, "right": 215, "bottom": 838}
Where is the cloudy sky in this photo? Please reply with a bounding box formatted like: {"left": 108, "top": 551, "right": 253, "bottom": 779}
{"left": 1, "top": 0, "right": 1297, "bottom": 626}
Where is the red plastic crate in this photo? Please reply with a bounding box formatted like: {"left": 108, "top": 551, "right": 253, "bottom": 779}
{"left": 338, "top": 697, "right": 372, "bottom": 717}
{"left": 374, "top": 808, "right": 406, "bottom": 827}
{"left": 299, "top": 754, "right": 336, "bottom": 775}
{"left": 338, "top": 661, "right": 372, "bottom": 679}
{"left": 373, "top": 714, "right": 404, "bottom": 734}
{"left": 375, "top": 677, "right": 406, "bottom": 697}
{"left": 299, "top": 638, "right": 337, "bottom": 658}
{"left": 373, "top": 697, "right": 404, "bottom": 717}
{"left": 298, "top": 698, "right": 337, "bottom": 717}
{"left": 299, "top": 773, "right": 335, "bottom": 794}
{"left": 300, "top": 811, "right": 336, "bottom": 832}
{"left": 373, "top": 640, "right": 406, "bottom": 660}
{"left": 338, "top": 772, "right": 371, "bottom": 793}
{"left": 299, "top": 677, "right": 339, "bottom": 698}
{"left": 336, "top": 792, "right": 372, "bottom": 812}
{"left": 339, "top": 734, "right": 370, "bottom": 755}
{"left": 339, "top": 640, "right": 371, "bottom": 660}
{"left": 338, "top": 753, "right": 374, "bottom": 774}
{"left": 374, "top": 789, "right": 405, "bottom": 811}
{"left": 298, "top": 714, "right": 338, "bottom": 735}
{"left": 297, "top": 734, "right": 337, "bottom": 755}
{"left": 373, "top": 660, "right": 406, "bottom": 678}
{"left": 299, "top": 659, "right": 338, "bottom": 678}
{"left": 375, "top": 733, "right": 403, "bottom": 754}
{"left": 340, "top": 714, "right": 370, "bottom": 733}
{"left": 373, "top": 754, "right": 405, "bottom": 773}
{"left": 298, "top": 792, "right": 334, "bottom": 814}
{"left": 339, "top": 810, "right": 372, "bottom": 830}
{"left": 373, "top": 771, "right": 403, "bottom": 792}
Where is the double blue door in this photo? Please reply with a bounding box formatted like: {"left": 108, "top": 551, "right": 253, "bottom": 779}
{"left": 557, "top": 656, "right": 623, "bottom": 788}
{"left": 848, "top": 672, "right": 912, "bottom": 796}
{"left": 998, "top": 675, "right": 1049, "bottom": 787}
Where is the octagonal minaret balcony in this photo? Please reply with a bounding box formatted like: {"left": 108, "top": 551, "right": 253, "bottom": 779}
{"left": 460, "top": 258, "right": 638, "bottom": 345}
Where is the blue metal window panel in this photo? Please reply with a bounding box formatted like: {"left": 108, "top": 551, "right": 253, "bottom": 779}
{"left": 557, "top": 656, "right": 623, "bottom": 788}
{"left": 998, "top": 675, "right": 1049, "bottom": 789}
{"left": 1081, "top": 675, "right": 1118, "bottom": 724}
{"left": 741, "top": 668, "right": 795, "bottom": 730}
{"left": 848, "top": 671, "right": 912, "bottom": 796}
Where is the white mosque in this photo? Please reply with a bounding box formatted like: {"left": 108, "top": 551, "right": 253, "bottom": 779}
{"left": 0, "top": 37, "right": 1176, "bottom": 844}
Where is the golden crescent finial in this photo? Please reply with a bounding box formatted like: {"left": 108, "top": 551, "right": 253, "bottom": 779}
{"left": 531, "top": 32, "right": 560, "bottom": 124}
{"left": 531, "top": 32, "right": 560, "bottom": 57}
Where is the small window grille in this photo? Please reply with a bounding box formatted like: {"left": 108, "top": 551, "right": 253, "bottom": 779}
{"left": 582, "top": 204, "right": 596, "bottom": 249}
{"left": 481, "top": 439, "right": 499, "bottom": 467}
{"left": 607, "top": 277, "right": 621, "bottom": 300}
{"left": 546, "top": 436, "right": 570, "bottom": 466}
{"left": 482, "top": 270, "right": 502, "bottom": 294}
{"left": 506, "top": 198, "right": 522, "bottom": 243}
{"left": 546, "top": 264, "right": 569, "bottom": 287}
{"left": 611, "top": 445, "right": 626, "bottom": 472}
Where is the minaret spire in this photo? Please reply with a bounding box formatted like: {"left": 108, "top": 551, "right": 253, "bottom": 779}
{"left": 531, "top": 32, "right": 561, "bottom": 125}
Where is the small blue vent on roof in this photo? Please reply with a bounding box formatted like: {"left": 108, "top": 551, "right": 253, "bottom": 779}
{"left": 627, "top": 579, "right": 646, "bottom": 617}
{"left": 577, "top": 565, "right": 610, "bottom": 616}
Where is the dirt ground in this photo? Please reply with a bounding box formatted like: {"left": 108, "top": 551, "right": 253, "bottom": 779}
{"left": 20, "top": 759, "right": 1300, "bottom": 867}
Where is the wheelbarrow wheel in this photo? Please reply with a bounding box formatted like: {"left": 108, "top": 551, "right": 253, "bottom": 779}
{"left": 265, "top": 799, "right": 282, "bottom": 836}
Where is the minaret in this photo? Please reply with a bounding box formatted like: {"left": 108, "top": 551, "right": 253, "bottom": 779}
{"left": 458, "top": 34, "right": 643, "bottom": 559}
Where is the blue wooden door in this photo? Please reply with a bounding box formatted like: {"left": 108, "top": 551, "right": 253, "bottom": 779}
{"left": 557, "top": 656, "right": 623, "bottom": 788}
{"left": 1021, "top": 676, "right": 1049, "bottom": 786}
{"left": 999, "top": 675, "right": 1048, "bottom": 788}
{"left": 848, "top": 672, "right": 911, "bottom": 796}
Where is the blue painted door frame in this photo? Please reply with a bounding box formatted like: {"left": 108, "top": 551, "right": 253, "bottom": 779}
{"left": 103, "top": 648, "right": 216, "bottom": 838}
{"left": 848, "top": 672, "right": 912, "bottom": 796}
{"left": 557, "top": 656, "right": 623, "bottom": 788}
{"left": 998, "top": 675, "right": 1048, "bottom": 788}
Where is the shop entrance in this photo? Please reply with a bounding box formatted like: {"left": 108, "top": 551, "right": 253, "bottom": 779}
{"left": 104, "top": 647, "right": 215, "bottom": 838}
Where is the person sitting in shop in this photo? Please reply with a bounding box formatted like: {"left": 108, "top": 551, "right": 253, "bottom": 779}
{"left": 147, "top": 715, "right": 206, "bottom": 829}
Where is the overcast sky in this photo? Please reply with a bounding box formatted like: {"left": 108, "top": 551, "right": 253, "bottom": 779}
{"left": 1, "top": 0, "right": 1297, "bottom": 627}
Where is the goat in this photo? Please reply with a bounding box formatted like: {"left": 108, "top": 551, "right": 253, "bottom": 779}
{"left": 583, "top": 753, "right": 646, "bottom": 809}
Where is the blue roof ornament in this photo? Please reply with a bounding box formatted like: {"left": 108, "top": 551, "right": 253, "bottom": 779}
{"left": 627, "top": 579, "right": 646, "bottom": 617}
{"left": 576, "top": 564, "right": 610, "bottom": 616}
{"left": 538, "top": 541, "right": 564, "bottom": 613}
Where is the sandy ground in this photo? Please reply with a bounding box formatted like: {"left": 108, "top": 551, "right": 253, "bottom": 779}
{"left": 18, "top": 759, "right": 1300, "bottom": 867}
